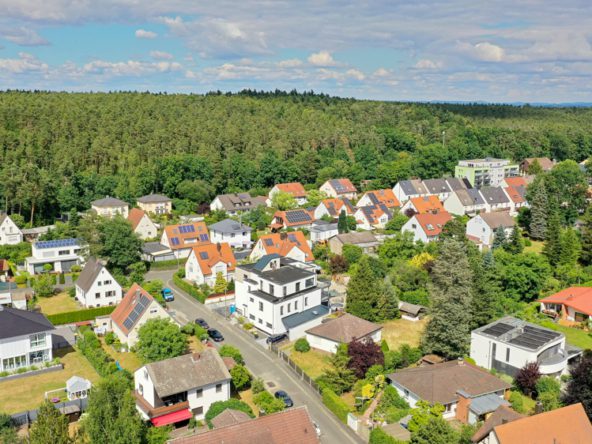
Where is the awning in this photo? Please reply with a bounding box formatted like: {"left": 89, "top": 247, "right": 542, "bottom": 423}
{"left": 151, "top": 409, "right": 192, "bottom": 427}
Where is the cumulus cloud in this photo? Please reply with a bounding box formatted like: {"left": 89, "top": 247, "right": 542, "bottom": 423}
{"left": 135, "top": 29, "right": 157, "bottom": 39}
{"left": 277, "top": 58, "right": 303, "bottom": 68}
{"left": 414, "top": 59, "right": 441, "bottom": 69}
{"left": 150, "top": 50, "right": 173, "bottom": 60}
{"left": 346, "top": 68, "right": 365, "bottom": 81}
{"left": 3, "top": 27, "right": 49, "bottom": 46}
{"left": 458, "top": 41, "right": 505, "bottom": 62}
{"left": 308, "top": 50, "right": 337, "bottom": 67}
{"left": 0, "top": 52, "right": 48, "bottom": 73}
{"left": 83, "top": 59, "right": 181, "bottom": 76}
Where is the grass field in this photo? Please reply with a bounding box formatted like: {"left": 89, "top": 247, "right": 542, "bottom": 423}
{"left": 36, "top": 292, "right": 80, "bottom": 315}
{"left": 536, "top": 319, "right": 592, "bottom": 349}
{"left": 381, "top": 317, "right": 428, "bottom": 350}
{"left": 286, "top": 346, "right": 335, "bottom": 379}
{"left": 99, "top": 338, "right": 143, "bottom": 372}
{"left": 0, "top": 347, "right": 100, "bottom": 414}
{"left": 524, "top": 240, "right": 544, "bottom": 254}
{"left": 188, "top": 336, "right": 207, "bottom": 354}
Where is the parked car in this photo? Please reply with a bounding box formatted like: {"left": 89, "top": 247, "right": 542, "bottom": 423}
{"left": 208, "top": 328, "right": 224, "bottom": 342}
{"left": 266, "top": 333, "right": 288, "bottom": 344}
{"left": 195, "top": 318, "right": 209, "bottom": 329}
{"left": 162, "top": 288, "right": 174, "bottom": 302}
{"left": 274, "top": 390, "right": 294, "bottom": 408}
{"left": 313, "top": 422, "right": 321, "bottom": 437}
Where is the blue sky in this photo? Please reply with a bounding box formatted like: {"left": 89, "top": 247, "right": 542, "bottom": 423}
{"left": 0, "top": 1, "right": 591, "bottom": 102}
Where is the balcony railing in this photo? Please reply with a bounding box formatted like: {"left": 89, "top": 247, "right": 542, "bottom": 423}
{"left": 133, "top": 391, "right": 190, "bottom": 418}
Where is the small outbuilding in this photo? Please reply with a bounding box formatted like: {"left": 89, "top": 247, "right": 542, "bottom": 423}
{"left": 398, "top": 301, "right": 427, "bottom": 322}
{"left": 66, "top": 375, "right": 92, "bottom": 400}
{"left": 305, "top": 313, "right": 382, "bottom": 353}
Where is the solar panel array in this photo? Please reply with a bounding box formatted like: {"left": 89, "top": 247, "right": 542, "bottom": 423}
{"left": 178, "top": 225, "right": 196, "bottom": 234}
{"left": 122, "top": 294, "right": 150, "bottom": 330}
{"left": 508, "top": 326, "right": 561, "bottom": 350}
{"left": 199, "top": 234, "right": 209, "bottom": 242}
{"left": 264, "top": 238, "right": 274, "bottom": 247}
{"left": 368, "top": 193, "right": 379, "bottom": 205}
{"left": 287, "top": 233, "right": 300, "bottom": 246}
{"left": 361, "top": 206, "right": 376, "bottom": 223}
{"left": 481, "top": 322, "right": 514, "bottom": 338}
{"left": 36, "top": 238, "right": 79, "bottom": 249}
{"left": 330, "top": 179, "right": 352, "bottom": 193}
{"left": 285, "top": 210, "right": 312, "bottom": 224}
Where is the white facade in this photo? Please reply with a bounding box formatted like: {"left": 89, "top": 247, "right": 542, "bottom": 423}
{"left": 306, "top": 329, "right": 381, "bottom": 354}
{"left": 268, "top": 185, "right": 307, "bottom": 206}
{"left": 133, "top": 213, "right": 158, "bottom": 240}
{"left": 185, "top": 250, "right": 234, "bottom": 287}
{"left": 0, "top": 330, "right": 53, "bottom": 372}
{"left": 210, "top": 229, "right": 251, "bottom": 249}
{"left": 466, "top": 216, "right": 514, "bottom": 248}
{"left": 401, "top": 217, "right": 431, "bottom": 243}
{"left": 209, "top": 197, "right": 228, "bottom": 213}
{"left": 310, "top": 224, "right": 338, "bottom": 243}
{"left": 112, "top": 301, "right": 172, "bottom": 347}
{"left": 319, "top": 181, "right": 357, "bottom": 200}
{"left": 393, "top": 182, "right": 427, "bottom": 204}
{"left": 443, "top": 192, "right": 487, "bottom": 216}
{"left": 354, "top": 207, "right": 389, "bottom": 230}
{"left": 0, "top": 216, "right": 23, "bottom": 245}
{"left": 75, "top": 266, "right": 122, "bottom": 308}
{"left": 92, "top": 203, "right": 129, "bottom": 219}
{"left": 25, "top": 240, "right": 85, "bottom": 275}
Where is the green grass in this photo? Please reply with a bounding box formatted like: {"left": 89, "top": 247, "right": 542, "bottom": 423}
{"left": 99, "top": 338, "right": 143, "bottom": 372}
{"left": 536, "top": 319, "right": 592, "bottom": 349}
{"left": 524, "top": 240, "right": 544, "bottom": 254}
{"left": 380, "top": 317, "right": 427, "bottom": 350}
{"left": 36, "top": 291, "right": 80, "bottom": 315}
{"left": 287, "top": 346, "right": 335, "bottom": 379}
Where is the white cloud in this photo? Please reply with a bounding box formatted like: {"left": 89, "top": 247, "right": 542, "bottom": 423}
{"left": 414, "top": 59, "right": 441, "bottom": 69}
{"left": 3, "top": 27, "right": 49, "bottom": 46}
{"left": 0, "top": 52, "right": 48, "bottom": 73}
{"left": 346, "top": 68, "right": 365, "bottom": 81}
{"left": 135, "top": 29, "right": 157, "bottom": 39}
{"left": 150, "top": 50, "right": 173, "bottom": 60}
{"left": 308, "top": 50, "right": 337, "bottom": 67}
{"left": 277, "top": 58, "right": 303, "bottom": 68}
{"left": 458, "top": 41, "right": 505, "bottom": 62}
{"left": 373, "top": 68, "right": 390, "bottom": 77}
{"left": 83, "top": 59, "right": 181, "bottom": 76}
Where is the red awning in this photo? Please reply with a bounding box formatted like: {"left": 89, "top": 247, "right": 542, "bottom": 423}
{"left": 151, "top": 409, "right": 192, "bottom": 427}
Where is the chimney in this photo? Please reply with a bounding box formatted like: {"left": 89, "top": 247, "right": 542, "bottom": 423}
{"left": 217, "top": 243, "right": 222, "bottom": 252}
{"left": 280, "top": 232, "right": 288, "bottom": 241}
{"left": 191, "top": 352, "right": 201, "bottom": 362}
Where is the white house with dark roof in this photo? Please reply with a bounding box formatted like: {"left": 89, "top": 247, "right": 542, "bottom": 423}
{"left": 422, "top": 179, "right": 452, "bottom": 201}
{"left": 444, "top": 188, "right": 487, "bottom": 216}
{"left": 210, "top": 193, "right": 267, "bottom": 216}
{"left": 0, "top": 306, "right": 54, "bottom": 372}
{"left": 354, "top": 204, "right": 392, "bottom": 230}
{"left": 309, "top": 220, "right": 338, "bottom": 243}
{"left": 134, "top": 348, "right": 231, "bottom": 426}
{"left": 393, "top": 179, "right": 429, "bottom": 204}
{"left": 75, "top": 257, "right": 122, "bottom": 308}
{"left": 91, "top": 197, "right": 129, "bottom": 218}
{"left": 137, "top": 194, "right": 172, "bottom": 215}
{"left": 466, "top": 212, "right": 515, "bottom": 249}
{"left": 0, "top": 214, "right": 23, "bottom": 245}
{"left": 209, "top": 219, "right": 252, "bottom": 249}
{"left": 479, "top": 187, "right": 513, "bottom": 213}
{"left": 25, "top": 238, "right": 85, "bottom": 274}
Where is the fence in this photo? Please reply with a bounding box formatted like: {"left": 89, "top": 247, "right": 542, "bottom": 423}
{"left": 11, "top": 397, "right": 89, "bottom": 427}
{"left": 269, "top": 343, "right": 323, "bottom": 396}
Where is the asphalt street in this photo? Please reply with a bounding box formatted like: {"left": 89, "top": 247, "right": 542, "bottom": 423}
{"left": 147, "top": 269, "right": 363, "bottom": 444}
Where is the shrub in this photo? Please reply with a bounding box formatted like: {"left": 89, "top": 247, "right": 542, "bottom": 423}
{"left": 254, "top": 391, "right": 285, "bottom": 415}
{"left": 149, "top": 258, "right": 187, "bottom": 270}
{"left": 322, "top": 388, "right": 352, "bottom": 423}
{"left": 70, "top": 265, "right": 82, "bottom": 273}
{"left": 47, "top": 306, "right": 116, "bottom": 325}
{"left": 58, "top": 273, "right": 66, "bottom": 285}
{"left": 230, "top": 365, "right": 251, "bottom": 391}
{"left": 251, "top": 377, "right": 265, "bottom": 394}
{"left": 205, "top": 399, "right": 254, "bottom": 429}
{"left": 219, "top": 345, "right": 244, "bottom": 365}
{"left": 104, "top": 332, "right": 116, "bottom": 345}
{"left": 77, "top": 326, "right": 119, "bottom": 377}
{"left": 509, "top": 391, "right": 525, "bottom": 414}
{"left": 294, "top": 338, "right": 310, "bottom": 353}
{"left": 181, "top": 323, "right": 196, "bottom": 336}
{"left": 514, "top": 362, "right": 541, "bottom": 397}
{"left": 538, "top": 391, "right": 561, "bottom": 411}
{"left": 369, "top": 427, "right": 402, "bottom": 444}
{"left": 380, "top": 340, "right": 389, "bottom": 352}
{"left": 535, "top": 376, "right": 560, "bottom": 396}
{"left": 172, "top": 273, "right": 205, "bottom": 303}
{"left": 67, "top": 287, "right": 76, "bottom": 298}
{"left": 14, "top": 275, "right": 27, "bottom": 285}
{"left": 243, "top": 322, "right": 254, "bottom": 330}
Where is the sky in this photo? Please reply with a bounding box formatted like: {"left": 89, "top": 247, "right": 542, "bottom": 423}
{"left": 0, "top": 1, "right": 591, "bottom": 102}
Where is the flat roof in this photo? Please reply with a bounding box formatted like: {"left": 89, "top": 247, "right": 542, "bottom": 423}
{"left": 282, "top": 304, "right": 329, "bottom": 329}
{"left": 473, "top": 317, "right": 563, "bottom": 352}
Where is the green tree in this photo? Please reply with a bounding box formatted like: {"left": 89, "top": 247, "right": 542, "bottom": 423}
{"left": 29, "top": 400, "right": 71, "bottom": 444}
{"left": 384, "top": 211, "right": 409, "bottom": 233}
{"left": 492, "top": 226, "right": 507, "bottom": 250}
{"left": 136, "top": 318, "right": 187, "bottom": 363}
{"left": 546, "top": 160, "right": 588, "bottom": 224}
{"left": 342, "top": 244, "right": 363, "bottom": 266}
{"left": 505, "top": 226, "right": 524, "bottom": 254}
{"left": 369, "top": 427, "right": 405, "bottom": 444}
{"left": 0, "top": 413, "right": 18, "bottom": 444}
{"left": 205, "top": 399, "right": 254, "bottom": 429}
{"left": 146, "top": 425, "right": 172, "bottom": 444}
{"left": 99, "top": 215, "right": 142, "bottom": 270}
{"left": 422, "top": 240, "right": 473, "bottom": 358}
{"left": 558, "top": 228, "right": 581, "bottom": 266}
{"left": 230, "top": 364, "right": 252, "bottom": 391}
{"left": 527, "top": 178, "right": 548, "bottom": 240}
{"left": 305, "top": 190, "right": 327, "bottom": 208}
{"left": 407, "top": 401, "right": 445, "bottom": 433}
{"left": 580, "top": 207, "right": 592, "bottom": 266}
{"left": 213, "top": 272, "right": 228, "bottom": 294}
{"left": 253, "top": 391, "right": 285, "bottom": 415}
{"left": 410, "top": 416, "right": 458, "bottom": 444}
{"left": 219, "top": 345, "right": 244, "bottom": 365}
{"left": 470, "top": 251, "right": 501, "bottom": 329}
{"left": 271, "top": 191, "right": 297, "bottom": 210}
{"left": 440, "top": 218, "right": 467, "bottom": 242}
{"left": 33, "top": 274, "right": 54, "bottom": 297}
{"left": 338, "top": 210, "right": 349, "bottom": 233}
{"left": 543, "top": 210, "right": 561, "bottom": 266}
{"left": 563, "top": 351, "right": 592, "bottom": 420}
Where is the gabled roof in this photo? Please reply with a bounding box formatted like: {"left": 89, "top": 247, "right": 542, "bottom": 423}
{"left": 274, "top": 182, "right": 307, "bottom": 198}
{"left": 310, "top": 220, "right": 338, "bottom": 233}
{"left": 209, "top": 219, "right": 252, "bottom": 234}
{"left": 445, "top": 177, "right": 471, "bottom": 191}
{"left": 493, "top": 403, "right": 592, "bottom": 444}
{"left": 211, "top": 409, "right": 251, "bottom": 429}
{"left": 0, "top": 306, "right": 54, "bottom": 339}
{"left": 413, "top": 211, "right": 452, "bottom": 236}
{"left": 306, "top": 313, "right": 382, "bottom": 343}
{"left": 319, "top": 198, "right": 354, "bottom": 217}
{"left": 356, "top": 204, "right": 391, "bottom": 225}
{"left": 191, "top": 243, "right": 236, "bottom": 277}
{"left": 76, "top": 257, "right": 106, "bottom": 293}
{"left": 256, "top": 232, "right": 314, "bottom": 261}
{"left": 503, "top": 176, "right": 528, "bottom": 188}
{"left": 332, "top": 231, "right": 378, "bottom": 246}
{"left": 453, "top": 188, "right": 485, "bottom": 207}
{"left": 539, "top": 286, "right": 592, "bottom": 316}
{"left": 522, "top": 157, "right": 555, "bottom": 171}
{"left": 480, "top": 187, "right": 511, "bottom": 205}
{"left": 214, "top": 193, "right": 267, "bottom": 212}
{"left": 504, "top": 186, "right": 526, "bottom": 204}
{"left": 273, "top": 209, "right": 315, "bottom": 227}
{"left": 471, "top": 405, "right": 524, "bottom": 443}
{"left": 136, "top": 193, "right": 171, "bottom": 204}
{"left": 479, "top": 212, "right": 515, "bottom": 229}
{"left": 164, "top": 222, "right": 210, "bottom": 250}
{"left": 408, "top": 195, "right": 444, "bottom": 214}
{"left": 326, "top": 178, "right": 357, "bottom": 194}
{"left": 361, "top": 189, "right": 400, "bottom": 208}
{"left": 127, "top": 208, "right": 149, "bottom": 231}
{"left": 387, "top": 360, "right": 510, "bottom": 406}
{"left": 110, "top": 283, "right": 156, "bottom": 335}
{"left": 91, "top": 196, "right": 128, "bottom": 207}
{"left": 422, "top": 179, "right": 451, "bottom": 195}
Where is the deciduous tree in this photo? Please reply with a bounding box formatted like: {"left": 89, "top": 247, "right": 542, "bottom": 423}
{"left": 29, "top": 401, "right": 71, "bottom": 444}
{"left": 347, "top": 339, "right": 384, "bottom": 379}
{"left": 514, "top": 362, "right": 541, "bottom": 397}
{"left": 563, "top": 351, "right": 592, "bottom": 419}
{"left": 137, "top": 318, "right": 187, "bottom": 363}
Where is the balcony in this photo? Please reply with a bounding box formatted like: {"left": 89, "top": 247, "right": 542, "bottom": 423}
{"left": 538, "top": 350, "right": 569, "bottom": 375}
{"left": 133, "top": 391, "right": 190, "bottom": 419}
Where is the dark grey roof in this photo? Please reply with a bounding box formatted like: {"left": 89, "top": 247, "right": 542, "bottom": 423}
{"left": 282, "top": 304, "right": 329, "bottom": 330}
{"left": 0, "top": 307, "right": 55, "bottom": 339}
{"left": 310, "top": 220, "right": 338, "bottom": 233}
{"left": 398, "top": 302, "right": 426, "bottom": 316}
{"left": 246, "top": 263, "right": 315, "bottom": 285}
{"left": 214, "top": 193, "right": 267, "bottom": 212}
{"left": 454, "top": 188, "right": 486, "bottom": 206}
{"left": 284, "top": 209, "right": 313, "bottom": 224}
{"left": 253, "top": 254, "right": 281, "bottom": 271}
{"left": 91, "top": 197, "right": 128, "bottom": 207}
{"left": 469, "top": 393, "right": 509, "bottom": 416}
{"left": 142, "top": 242, "right": 171, "bottom": 254}
{"left": 209, "top": 218, "right": 252, "bottom": 234}
{"left": 422, "top": 179, "right": 451, "bottom": 195}
{"left": 397, "top": 180, "right": 419, "bottom": 196}
{"left": 480, "top": 187, "right": 510, "bottom": 205}
{"left": 514, "top": 185, "right": 527, "bottom": 199}
{"left": 76, "top": 257, "right": 104, "bottom": 293}
{"left": 137, "top": 193, "right": 171, "bottom": 203}
{"left": 445, "top": 177, "right": 471, "bottom": 191}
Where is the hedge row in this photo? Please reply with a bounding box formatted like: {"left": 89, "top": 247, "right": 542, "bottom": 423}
{"left": 322, "top": 388, "right": 352, "bottom": 423}
{"left": 148, "top": 258, "right": 186, "bottom": 270}
{"left": 77, "top": 326, "right": 118, "bottom": 377}
{"left": 173, "top": 274, "right": 206, "bottom": 303}
{"left": 47, "top": 306, "right": 116, "bottom": 325}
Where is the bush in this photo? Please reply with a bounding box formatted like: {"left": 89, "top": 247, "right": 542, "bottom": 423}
{"left": 47, "top": 306, "right": 116, "bottom": 325}
{"left": 321, "top": 388, "right": 352, "bottom": 423}
{"left": 514, "top": 362, "right": 541, "bottom": 397}
{"left": 535, "top": 376, "right": 560, "bottom": 396}
{"left": 219, "top": 345, "right": 244, "bottom": 365}
{"left": 294, "top": 338, "right": 311, "bottom": 353}
{"left": 67, "top": 286, "right": 76, "bottom": 298}
{"left": 254, "top": 391, "right": 285, "bottom": 415}
{"left": 205, "top": 399, "right": 254, "bottom": 429}
{"left": 243, "top": 322, "right": 254, "bottom": 330}
{"left": 380, "top": 340, "right": 389, "bottom": 352}
{"left": 251, "top": 377, "right": 265, "bottom": 394}
{"left": 173, "top": 273, "right": 206, "bottom": 303}
{"left": 181, "top": 323, "right": 195, "bottom": 336}
{"left": 538, "top": 391, "right": 561, "bottom": 412}
{"left": 104, "top": 332, "right": 116, "bottom": 345}
{"left": 58, "top": 273, "right": 66, "bottom": 285}
{"left": 230, "top": 365, "right": 251, "bottom": 391}
{"left": 149, "top": 258, "right": 187, "bottom": 270}
{"left": 14, "top": 275, "right": 27, "bottom": 285}
{"left": 509, "top": 391, "right": 526, "bottom": 414}
{"left": 369, "top": 426, "right": 403, "bottom": 444}
{"left": 70, "top": 264, "right": 82, "bottom": 273}
{"left": 77, "top": 326, "right": 119, "bottom": 377}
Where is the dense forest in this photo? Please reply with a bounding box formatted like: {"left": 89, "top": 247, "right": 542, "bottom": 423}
{"left": 1, "top": 90, "right": 592, "bottom": 225}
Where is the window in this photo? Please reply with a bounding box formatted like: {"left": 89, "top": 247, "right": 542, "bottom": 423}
{"left": 249, "top": 297, "right": 254, "bottom": 303}
{"left": 29, "top": 350, "right": 48, "bottom": 364}
{"left": 445, "top": 404, "right": 452, "bottom": 412}
{"left": 295, "top": 282, "right": 301, "bottom": 292}
{"left": 404, "top": 389, "right": 409, "bottom": 397}
{"left": 287, "top": 303, "right": 291, "bottom": 313}
{"left": 106, "top": 291, "right": 116, "bottom": 297}
{"left": 283, "top": 287, "right": 287, "bottom": 296}
{"left": 138, "top": 384, "right": 144, "bottom": 395}
{"left": 144, "top": 369, "right": 148, "bottom": 379}
{"left": 196, "top": 389, "right": 203, "bottom": 398}
{"left": 295, "top": 301, "right": 298, "bottom": 310}
{"left": 258, "top": 318, "right": 263, "bottom": 324}
{"left": 103, "top": 280, "right": 112, "bottom": 285}
{"left": 216, "top": 384, "right": 222, "bottom": 393}
{"left": 95, "top": 292, "right": 101, "bottom": 299}
{"left": 304, "top": 297, "right": 308, "bottom": 307}
{"left": 97, "top": 281, "right": 102, "bottom": 286}
{"left": 259, "top": 301, "right": 263, "bottom": 311}
{"left": 305, "top": 278, "right": 314, "bottom": 288}
{"left": 249, "top": 314, "right": 255, "bottom": 320}
{"left": 150, "top": 308, "right": 158, "bottom": 314}
{"left": 2, "top": 355, "right": 27, "bottom": 370}
{"left": 269, "top": 284, "right": 274, "bottom": 295}
{"left": 266, "top": 322, "right": 272, "bottom": 328}
{"left": 30, "top": 333, "right": 46, "bottom": 348}
{"left": 58, "top": 249, "right": 70, "bottom": 256}
{"left": 506, "top": 348, "right": 510, "bottom": 362}
{"left": 194, "top": 406, "right": 203, "bottom": 415}
{"left": 280, "top": 306, "right": 284, "bottom": 316}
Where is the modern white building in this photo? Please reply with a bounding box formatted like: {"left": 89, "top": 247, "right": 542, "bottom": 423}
{"left": 134, "top": 348, "right": 231, "bottom": 426}
{"left": 470, "top": 317, "right": 582, "bottom": 377}
{"left": 209, "top": 219, "right": 252, "bottom": 249}
{"left": 25, "top": 238, "right": 85, "bottom": 274}
{"left": 234, "top": 255, "right": 329, "bottom": 340}
{"left": 309, "top": 220, "right": 338, "bottom": 243}
{"left": 75, "top": 257, "right": 122, "bottom": 308}
{"left": 455, "top": 158, "right": 520, "bottom": 188}
{"left": 465, "top": 212, "right": 515, "bottom": 249}
{"left": 443, "top": 188, "right": 487, "bottom": 216}
{"left": 0, "top": 214, "right": 23, "bottom": 245}
{"left": 137, "top": 194, "right": 172, "bottom": 215}
{"left": 91, "top": 197, "right": 129, "bottom": 219}
{"left": 185, "top": 243, "right": 236, "bottom": 287}
{"left": 0, "top": 306, "right": 54, "bottom": 372}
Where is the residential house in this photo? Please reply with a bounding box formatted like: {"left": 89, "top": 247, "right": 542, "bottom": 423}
{"left": 520, "top": 157, "right": 555, "bottom": 174}
{"left": 455, "top": 158, "right": 520, "bottom": 188}
{"left": 234, "top": 255, "right": 329, "bottom": 339}
{"left": 466, "top": 212, "right": 515, "bottom": 249}
{"left": 75, "top": 257, "right": 122, "bottom": 308}
{"left": 503, "top": 186, "right": 528, "bottom": 215}
{"left": 141, "top": 242, "right": 176, "bottom": 263}
{"left": 110, "top": 283, "right": 175, "bottom": 347}
{"left": 478, "top": 187, "right": 513, "bottom": 213}
{"left": 305, "top": 313, "right": 382, "bottom": 353}
{"left": 91, "top": 197, "right": 129, "bottom": 218}
{"left": 309, "top": 220, "right": 338, "bottom": 243}
{"left": 0, "top": 214, "right": 23, "bottom": 245}
{"left": 250, "top": 232, "right": 314, "bottom": 263}
{"left": 387, "top": 359, "right": 511, "bottom": 424}
{"left": 210, "top": 193, "right": 267, "bottom": 216}
{"left": 0, "top": 282, "right": 27, "bottom": 310}
{"left": 168, "top": 406, "right": 320, "bottom": 444}
{"left": 185, "top": 243, "right": 236, "bottom": 287}
{"left": 470, "top": 316, "right": 582, "bottom": 377}
{"left": 134, "top": 348, "right": 231, "bottom": 425}
{"left": 445, "top": 177, "right": 472, "bottom": 192}
{"left": 21, "top": 225, "right": 56, "bottom": 243}
{"left": 539, "top": 286, "right": 592, "bottom": 323}
{"left": 268, "top": 182, "right": 307, "bottom": 206}
{"left": 393, "top": 179, "right": 429, "bottom": 204}
{"left": 401, "top": 211, "right": 452, "bottom": 243}
{"left": 401, "top": 195, "right": 445, "bottom": 215}
{"left": 161, "top": 222, "right": 210, "bottom": 259}
{"left": 357, "top": 189, "right": 400, "bottom": 209}
{"left": 209, "top": 219, "right": 252, "bottom": 249}
{"left": 209, "top": 408, "right": 250, "bottom": 429}
{"left": 25, "top": 238, "right": 85, "bottom": 274}
{"left": 319, "top": 178, "right": 358, "bottom": 200}
{"left": 128, "top": 208, "right": 158, "bottom": 240}
{"left": 422, "top": 178, "right": 452, "bottom": 201}
{"left": 470, "top": 405, "right": 525, "bottom": 444}
{"left": 444, "top": 188, "right": 487, "bottom": 216}
{"left": 271, "top": 209, "right": 315, "bottom": 231}
{"left": 473, "top": 403, "right": 592, "bottom": 444}
{"left": 137, "top": 194, "right": 172, "bottom": 215}
{"left": 354, "top": 204, "right": 392, "bottom": 230}
{"left": 0, "top": 306, "right": 54, "bottom": 372}
{"left": 500, "top": 176, "right": 529, "bottom": 189}
{"left": 313, "top": 198, "right": 355, "bottom": 220}
{"left": 328, "top": 231, "right": 380, "bottom": 255}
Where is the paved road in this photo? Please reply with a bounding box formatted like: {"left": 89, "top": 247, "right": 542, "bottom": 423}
{"left": 148, "top": 269, "right": 363, "bottom": 444}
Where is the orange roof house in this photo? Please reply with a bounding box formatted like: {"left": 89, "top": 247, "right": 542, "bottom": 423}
{"left": 161, "top": 222, "right": 210, "bottom": 255}
{"left": 503, "top": 176, "right": 528, "bottom": 188}
{"left": 186, "top": 243, "right": 236, "bottom": 286}
{"left": 314, "top": 198, "right": 355, "bottom": 219}
{"left": 127, "top": 208, "right": 158, "bottom": 240}
{"left": 271, "top": 209, "right": 315, "bottom": 230}
{"left": 403, "top": 195, "right": 445, "bottom": 214}
{"left": 504, "top": 186, "right": 527, "bottom": 206}
{"left": 539, "top": 286, "right": 592, "bottom": 322}
{"left": 319, "top": 178, "right": 358, "bottom": 199}
{"left": 402, "top": 211, "right": 452, "bottom": 243}
{"left": 250, "top": 231, "right": 314, "bottom": 262}
{"left": 271, "top": 183, "right": 307, "bottom": 199}
{"left": 358, "top": 189, "right": 401, "bottom": 209}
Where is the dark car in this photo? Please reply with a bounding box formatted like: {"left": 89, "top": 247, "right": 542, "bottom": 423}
{"left": 195, "top": 318, "right": 209, "bottom": 329}
{"left": 266, "top": 333, "right": 288, "bottom": 344}
{"left": 274, "top": 390, "right": 294, "bottom": 408}
{"left": 207, "top": 328, "right": 224, "bottom": 342}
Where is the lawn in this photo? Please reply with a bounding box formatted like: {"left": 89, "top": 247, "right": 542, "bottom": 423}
{"left": 99, "top": 338, "right": 143, "bottom": 372}
{"left": 238, "top": 389, "right": 259, "bottom": 416}
{"left": 536, "top": 319, "right": 592, "bottom": 349}
{"left": 188, "top": 336, "right": 206, "bottom": 354}
{"left": 524, "top": 240, "right": 544, "bottom": 254}
{"left": 286, "top": 346, "right": 335, "bottom": 379}
{"left": 381, "top": 318, "right": 428, "bottom": 350}
{"left": 0, "top": 347, "right": 100, "bottom": 414}
{"left": 36, "top": 292, "right": 80, "bottom": 315}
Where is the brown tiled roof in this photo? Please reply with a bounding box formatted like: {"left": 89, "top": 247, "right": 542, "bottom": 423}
{"left": 190, "top": 243, "right": 236, "bottom": 277}
{"left": 387, "top": 360, "right": 511, "bottom": 405}
{"left": 471, "top": 405, "right": 524, "bottom": 443}
{"left": 306, "top": 313, "right": 382, "bottom": 343}
{"left": 333, "top": 231, "right": 378, "bottom": 246}
{"left": 256, "top": 232, "right": 314, "bottom": 261}
{"left": 479, "top": 211, "right": 515, "bottom": 229}
{"left": 493, "top": 403, "right": 592, "bottom": 444}
{"left": 327, "top": 178, "right": 357, "bottom": 194}
{"left": 503, "top": 177, "right": 528, "bottom": 188}
{"left": 110, "top": 283, "right": 155, "bottom": 334}
{"left": 413, "top": 211, "right": 452, "bottom": 237}
{"left": 164, "top": 221, "right": 210, "bottom": 250}
{"left": 168, "top": 406, "right": 320, "bottom": 444}
{"left": 275, "top": 183, "right": 307, "bottom": 198}
{"left": 408, "top": 195, "right": 444, "bottom": 214}
{"left": 128, "top": 208, "right": 147, "bottom": 230}
{"left": 210, "top": 409, "right": 251, "bottom": 429}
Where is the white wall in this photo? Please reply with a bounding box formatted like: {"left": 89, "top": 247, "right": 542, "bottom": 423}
{"left": 92, "top": 204, "right": 129, "bottom": 219}
{"left": 401, "top": 217, "right": 429, "bottom": 243}
{"left": 114, "top": 301, "right": 172, "bottom": 347}
{"left": 306, "top": 334, "right": 340, "bottom": 353}
{"left": 466, "top": 216, "right": 493, "bottom": 247}
{"left": 210, "top": 230, "right": 251, "bottom": 248}
{"left": 443, "top": 193, "right": 468, "bottom": 216}
{"left": 76, "top": 267, "right": 122, "bottom": 308}
{"left": 188, "top": 380, "right": 231, "bottom": 420}
{"left": 310, "top": 228, "right": 338, "bottom": 243}
{"left": 134, "top": 214, "right": 158, "bottom": 240}
{"left": 0, "top": 331, "right": 53, "bottom": 371}
{"left": 0, "top": 216, "right": 22, "bottom": 245}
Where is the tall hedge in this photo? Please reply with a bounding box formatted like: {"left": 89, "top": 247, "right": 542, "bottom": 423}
{"left": 322, "top": 388, "right": 352, "bottom": 423}
{"left": 77, "top": 326, "right": 118, "bottom": 377}
{"left": 47, "top": 306, "right": 116, "bottom": 325}
{"left": 173, "top": 274, "right": 206, "bottom": 303}
{"left": 148, "top": 258, "right": 187, "bottom": 270}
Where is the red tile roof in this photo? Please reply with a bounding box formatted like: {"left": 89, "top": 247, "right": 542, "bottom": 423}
{"left": 539, "top": 287, "right": 592, "bottom": 316}
{"left": 127, "top": 208, "right": 147, "bottom": 230}
{"left": 414, "top": 211, "right": 452, "bottom": 237}
{"left": 408, "top": 195, "right": 444, "bottom": 214}
{"left": 362, "top": 189, "right": 401, "bottom": 208}
{"left": 256, "top": 232, "right": 314, "bottom": 261}
{"left": 504, "top": 186, "right": 526, "bottom": 204}
{"left": 327, "top": 178, "right": 357, "bottom": 194}
{"left": 164, "top": 222, "right": 210, "bottom": 250}
{"left": 319, "top": 198, "right": 354, "bottom": 216}
{"left": 110, "top": 283, "right": 155, "bottom": 335}
{"left": 503, "top": 176, "right": 528, "bottom": 188}
{"left": 274, "top": 183, "right": 307, "bottom": 198}
{"left": 190, "top": 243, "right": 236, "bottom": 277}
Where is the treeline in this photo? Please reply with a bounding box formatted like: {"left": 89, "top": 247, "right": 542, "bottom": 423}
{"left": 1, "top": 91, "right": 592, "bottom": 225}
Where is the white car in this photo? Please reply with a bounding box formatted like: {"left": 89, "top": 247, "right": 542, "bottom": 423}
{"left": 313, "top": 422, "right": 321, "bottom": 437}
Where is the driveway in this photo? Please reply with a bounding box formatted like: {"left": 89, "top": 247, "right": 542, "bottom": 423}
{"left": 150, "top": 268, "right": 363, "bottom": 444}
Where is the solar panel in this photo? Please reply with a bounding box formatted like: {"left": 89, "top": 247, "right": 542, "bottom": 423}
{"left": 264, "top": 238, "right": 274, "bottom": 246}
{"left": 481, "top": 322, "right": 514, "bottom": 338}
{"left": 123, "top": 318, "right": 134, "bottom": 330}
{"left": 36, "top": 238, "right": 79, "bottom": 249}
{"left": 288, "top": 234, "right": 297, "bottom": 242}
{"left": 199, "top": 252, "right": 209, "bottom": 260}
{"left": 285, "top": 210, "right": 311, "bottom": 224}
{"left": 171, "top": 237, "right": 180, "bottom": 246}
{"left": 199, "top": 234, "right": 209, "bottom": 242}
{"left": 187, "top": 225, "right": 195, "bottom": 233}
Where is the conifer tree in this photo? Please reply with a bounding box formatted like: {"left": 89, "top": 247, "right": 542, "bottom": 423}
{"left": 580, "top": 207, "right": 592, "bottom": 266}
{"left": 29, "top": 400, "right": 71, "bottom": 444}
{"left": 528, "top": 178, "right": 548, "bottom": 240}
{"left": 470, "top": 251, "right": 501, "bottom": 329}
{"left": 558, "top": 228, "right": 581, "bottom": 266}
{"left": 543, "top": 210, "right": 562, "bottom": 265}
{"left": 492, "top": 226, "right": 507, "bottom": 250}
{"left": 337, "top": 209, "right": 348, "bottom": 234}
{"left": 505, "top": 226, "right": 524, "bottom": 254}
